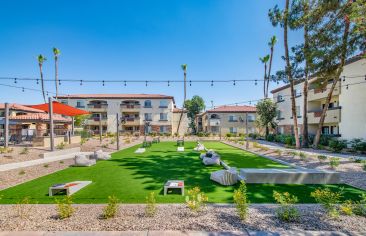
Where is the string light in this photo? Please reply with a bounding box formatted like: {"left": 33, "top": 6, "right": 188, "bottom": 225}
{"left": 211, "top": 80, "right": 213, "bottom": 86}
{"left": 102, "top": 80, "right": 105, "bottom": 86}
{"left": 14, "top": 78, "right": 17, "bottom": 84}
{"left": 124, "top": 80, "right": 126, "bottom": 86}
{"left": 255, "top": 80, "right": 257, "bottom": 86}
{"left": 233, "top": 80, "right": 236, "bottom": 86}
{"left": 36, "top": 79, "right": 39, "bottom": 85}
{"left": 343, "top": 76, "right": 346, "bottom": 82}
{"left": 365, "top": 75, "right": 366, "bottom": 81}
{"left": 189, "top": 80, "right": 192, "bottom": 86}
{"left": 80, "top": 80, "right": 83, "bottom": 86}
{"left": 346, "top": 84, "right": 349, "bottom": 89}
{"left": 22, "top": 87, "right": 24, "bottom": 92}
{"left": 168, "top": 80, "right": 170, "bottom": 86}
{"left": 145, "top": 81, "right": 148, "bottom": 86}
{"left": 59, "top": 80, "right": 61, "bottom": 85}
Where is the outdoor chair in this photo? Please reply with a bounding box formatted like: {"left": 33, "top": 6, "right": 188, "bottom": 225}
{"left": 74, "top": 154, "right": 96, "bottom": 167}
{"left": 202, "top": 155, "right": 220, "bottom": 165}
{"left": 210, "top": 168, "right": 238, "bottom": 186}
{"left": 177, "top": 139, "right": 184, "bottom": 146}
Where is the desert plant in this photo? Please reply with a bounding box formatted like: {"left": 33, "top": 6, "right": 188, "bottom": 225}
{"left": 317, "top": 155, "right": 327, "bottom": 162}
{"left": 233, "top": 181, "right": 249, "bottom": 221}
{"left": 287, "top": 151, "right": 297, "bottom": 158}
{"left": 101, "top": 144, "right": 109, "bottom": 148}
{"left": 274, "top": 149, "right": 282, "bottom": 156}
{"left": 56, "top": 196, "right": 75, "bottom": 219}
{"left": 273, "top": 191, "right": 299, "bottom": 222}
{"left": 311, "top": 188, "right": 343, "bottom": 218}
{"left": 185, "top": 187, "right": 208, "bottom": 212}
{"left": 353, "top": 194, "right": 366, "bottom": 217}
{"left": 329, "top": 157, "right": 340, "bottom": 169}
{"left": 340, "top": 200, "right": 354, "bottom": 216}
{"left": 299, "top": 152, "right": 307, "bottom": 161}
{"left": 59, "top": 160, "right": 64, "bottom": 164}
{"left": 80, "top": 138, "right": 87, "bottom": 146}
{"left": 329, "top": 139, "right": 347, "bottom": 153}
{"left": 103, "top": 195, "right": 119, "bottom": 219}
{"left": 43, "top": 164, "right": 49, "bottom": 168}
{"left": 19, "top": 147, "right": 29, "bottom": 155}
{"left": 0, "top": 147, "right": 13, "bottom": 154}
{"left": 145, "top": 192, "right": 157, "bottom": 217}
{"left": 252, "top": 142, "right": 260, "bottom": 149}
{"left": 56, "top": 142, "right": 66, "bottom": 150}
{"left": 18, "top": 170, "right": 25, "bottom": 175}
{"left": 14, "top": 196, "right": 32, "bottom": 219}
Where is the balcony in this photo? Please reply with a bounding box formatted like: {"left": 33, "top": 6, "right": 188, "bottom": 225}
{"left": 308, "top": 83, "right": 340, "bottom": 101}
{"left": 209, "top": 118, "right": 221, "bottom": 126}
{"left": 308, "top": 107, "right": 341, "bottom": 124}
{"left": 122, "top": 117, "right": 141, "bottom": 126}
{"left": 120, "top": 104, "right": 141, "bottom": 111}
{"left": 85, "top": 117, "right": 108, "bottom": 126}
{"left": 87, "top": 103, "right": 108, "bottom": 111}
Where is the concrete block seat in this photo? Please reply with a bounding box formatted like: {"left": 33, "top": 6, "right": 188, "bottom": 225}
{"left": 194, "top": 142, "right": 206, "bottom": 151}
{"left": 211, "top": 168, "right": 238, "bottom": 186}
{"left": 200, "top": 150, "right": 220, "bottom": 165}
{"left": 92, "top": 149, "right": 111, "bottom": 160}
{"left": 239, "top": 168, "right": 340, "bottom": 184}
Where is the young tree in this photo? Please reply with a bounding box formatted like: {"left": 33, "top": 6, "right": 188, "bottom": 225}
{"left": 53, "top": 48, "right": 61, "bottom": 99}
{"left": 269, "top": 0, "right": 301, "bottom": 149}
{"left": 266, "top": 36, "right": 278, "bottom": 98}
{"left": 255, "top": 99, "right": 277, "bottom": 139}
{"left": 184, "top": 96, "right": 205, "bottom": 134}
{"left": 176, "top": 64, "right": 187, "bottom": 135}
{"left": 37, "top": 55, "right": 47, "bottom": 103}
{"left": 260, "top": 55, "right": 270, "bottom": 98}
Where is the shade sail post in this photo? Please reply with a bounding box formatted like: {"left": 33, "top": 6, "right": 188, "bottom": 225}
{"left": 71, "top": 117, "right": 75, "bottom": 136}
{"left": 99, "top": 113, "right": 102, "bottom": 143}
{"left": 49, "top": 97, "right": 55, "bottom": 151}
{"left": 4, "top": 103, "right": 9, "bottom": 148}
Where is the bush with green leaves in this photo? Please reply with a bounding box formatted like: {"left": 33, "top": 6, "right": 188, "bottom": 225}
{"left": 19, "top": 147, "right": 29, "bottom": 155}
{"left": 185, "top": 187, "right": 208, "bottom": 212}
{"left": 317, "top": 155, "right": 327, "bottom": 162}
{"left": 353, "top": 194, "right": 366, "bottom": 217}
{"left": 266, "top": 134, "right": 276, "bottom": 142}
{"left": 311, "top": 188, "right": 343, "bottom": 218}
{"left": 350, "top": 138, "right": 366, "bottom": 153}
{"left": 145, "top": 192, "right": 157, "bottom": 217}
{"left": 329, "top": 157, "right": 340, "bottom": 169}
{"left": 56, "top": 142, "right": 66, "bottom": 150}
{"left": 14, "top": 196, "right": 32, "bottom": 219}
{"left": 329, "top": 139, "right": 347, "bottom": 153}
{"left": 340, "top": 200, "right": 354, "bottom": 216}
{"left": 233, "top": 181, "right": 249, "bottom": 221}
{"left": 273, "top": 191, "right": 299, "bottom": 222}
{"left": 56, "top": 196, "right": 75, "bottom": 219}
{"left": 299, "top": 152, "right": 307, "bottom": 161}
{"left": 103, "top": 195, "right": 119, "bottom": 219}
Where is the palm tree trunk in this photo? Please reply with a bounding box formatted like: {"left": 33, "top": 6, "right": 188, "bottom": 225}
{"left": 55, "top": 57, "right": 59, "bottom": 99}
{"left": 302, "top": 4, "right": 310, "bottom": 148}
{"left": 39, "top": 64, "right": 46, "bottom": 103}
{"left": 313, "top": 9, "right": 350, "bottom": 148}
{"left": 263, "top": 63, "right": 267, "bottom": 98}
{"left": 267, "top": 47, "right": 274, "bottom": 98}
{"left": 176, "top": 70, "right": 187, "bottom": 136}
{"left": 284, "top": 0, "right": 301, "bottom": 149}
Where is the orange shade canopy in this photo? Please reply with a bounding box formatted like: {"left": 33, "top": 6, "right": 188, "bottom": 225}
{"left": 29, "top": 101, "right": 90, "bottom": 117}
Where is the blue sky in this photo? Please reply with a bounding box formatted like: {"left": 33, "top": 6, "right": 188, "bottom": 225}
{"left": 0, "top": 0, "right": 302, "bottom": 108}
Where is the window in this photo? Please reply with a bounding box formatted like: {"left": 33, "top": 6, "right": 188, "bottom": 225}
{"left": 144, "top": 113, "right": 152, "bottom": 121}
{"left": 228, "top": 115, "right": 238, "bottom": 122}
{"left": 277, "top": 110, "right": 283, "bottom": 119}
{"left": 159, "top": 100, "right": 168, "bottom": 108}
{"left": 76, "top": 100, "right": 85, "bottom": 108}
{"left": 296, "top": 106, "right": 301, "bottom": 117}
{"left": 160, "top": 113, "right": 168, "bottom": 121}
{"left": 295, "top": 89, "right": 301, "bottom": 97}
{"left": 278, "top": 126, "right": 284, "bottom": 134}
{"left": 247, "top": 114, "right": 255, "bottom": 122}
{"left": 160, "top": 126, "right": 168, "bottom": 133}
{"left": 322, "top": 126, "right": 330, "bottom": 135}
{"left": 144, "top": 100, "right": 152, "bottom": 108}
{"left": 229, "top": 127, "right": 238, "bottom": 134}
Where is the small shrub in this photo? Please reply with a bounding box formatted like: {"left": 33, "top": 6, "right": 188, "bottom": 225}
{"left": 261, "top": 146, "right": 270, "bottom": 151}
{"left": 59, "top": 161, "right": 64, "bottom": 164}
{"left": 80, "top": 138, "right": 87, "bottom": 146}
{"left": 14, "top": 196, "right": 32, "bottom": 219}
{"left": 317, "top": 155, "right": 327, "bottom": 162}
{"left": 43, "top": 164, "right": 49, "bottom": 168}
{"left": 329, "top": 139, "right": 347, "bottom": 153}
{"left": 329, "top": 157, "right": 340, "bottom": 169}
{"left": 20, "top": 147, "right": 29, "bottom": 155}
{"left": 185, "top": 187, "right": 208, "bottom": 212}
{"left": 350, "top": 138, "right": 366, "bottom": 153}
{"left": 145, "top": 192, "right": 157, "bottom": 217}
{"left": 101, "top": 144, "right": 109, "bottom": 148}
{"left": 299, "top": 152, "right": 307, "bottom": 161}
{"left": 340, "top": 200, "right": 354, "bottom": 216}
{"left": 56, "top": 142, "right": 66, "bottom": 150}
{"left": 103, "top": 195, "right": 119, "bottom": 219}
{"left": 233, "top": 181, "right": 249, "bottom": 221}
{"left": 110, "top": 138, "right": 115, "bottom": 145}
{"left": 284, "top": 136, "right": 293, "bottom": 146}
{"left": 56, "top": 196, "right": 75, "bottom": 219}
{"left": 0, "top": 147, "right": 13, "bottom": 154}
{"left": 287, "top": 151, "right": 297, "bottom": 158}
{"left": 273, "top": 191, "right": 299, "bottom": 222}
{"left": 353, "top": 194, "right": 366, "bottom": 217}
{"left": 274, "top": 149, "right": 282, "bottom": 156}
{"left": 311, "top": 188, "right": 343, "bottom": 218}
{"left": 252, "top": 142, "right": 260, "bottom": 149}
{"left": 266, "top": 134, "right": 276, "bottom": 142}
{"left": 18, "top": 170, "right": 25, "bottom": 175}
{"left": 363, "top": 163, "right": 366, "bottom": 172}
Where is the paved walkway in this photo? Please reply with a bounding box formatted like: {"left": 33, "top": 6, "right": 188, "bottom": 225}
{"left": 256, "top": 140, "right": 366, "bottom": 160}
{"left": 0, "top": 230, "right": 362, "bottom": 236}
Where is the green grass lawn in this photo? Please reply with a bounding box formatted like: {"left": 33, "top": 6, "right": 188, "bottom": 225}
{"left": 0, "top": 141, "right": 364, "bottom": 204}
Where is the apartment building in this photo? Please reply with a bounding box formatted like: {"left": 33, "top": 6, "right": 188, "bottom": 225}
{"left": 196, "top": 105, "right": 257, "bottom": 135}
{"left": 56, "top": 94, "right": 188, "bottom": 136}
{"left": 271, "top": 54, "right": 366, "bottom": 140}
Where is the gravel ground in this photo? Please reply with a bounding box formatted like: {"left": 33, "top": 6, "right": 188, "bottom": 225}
{"left": 0, "top": 204, "right": 365, "bottom": 232}
{"left": 223, "top": 140, "right": 366, "bottom": 190}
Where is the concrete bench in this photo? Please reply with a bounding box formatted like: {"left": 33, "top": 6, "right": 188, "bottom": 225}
{"left": 41, "top": 147, "right": 81, "bottom": 159}
{"left": 239, "top": 168, "right": 340, "bottom": 184}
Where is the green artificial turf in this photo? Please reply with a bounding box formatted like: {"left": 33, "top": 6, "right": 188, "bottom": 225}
{"left": 0, "top": 141, "right": 364, "bottom": 204}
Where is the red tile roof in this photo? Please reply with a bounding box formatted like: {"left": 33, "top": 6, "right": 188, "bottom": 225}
{"left": 207, "top": 105, "right": 256, "bottom": 113}
{"left": 9, "top": 113, "right": 72, "bottom": 123}
{"left": 0, "top": 103, "right": 45, "bottom": 113}
{"left": 56, "top": 94, "right": 174, "bottom": 99}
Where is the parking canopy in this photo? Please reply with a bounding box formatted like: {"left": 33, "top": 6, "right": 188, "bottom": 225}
{"left": 29, "top": 101, "right": 90, "bottom": 117}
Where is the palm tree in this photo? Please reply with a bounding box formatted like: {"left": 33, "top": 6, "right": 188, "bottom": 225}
{"left": 259, "top": 55, "right": 270, "bottom": 98}
{"left": 176, "top": 64, "right": 187, "bottom": 136}
{"left": 266, "top": 36, "right": 277, "bottom": 98}
{"left": 38, "top": 55, "right": 47, "bottom": 103}
{"left": 53, "top": 48, "right": 61, "bottom": 99}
